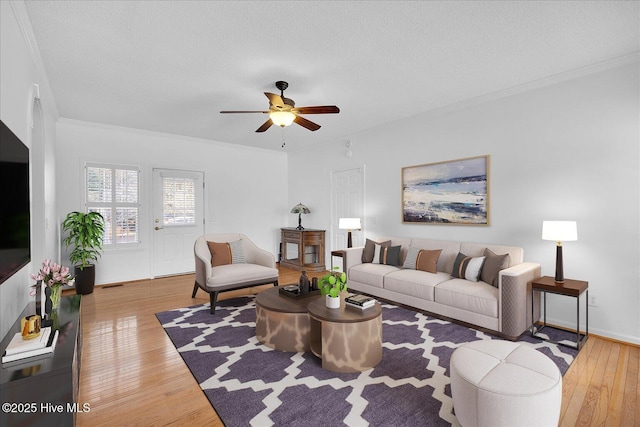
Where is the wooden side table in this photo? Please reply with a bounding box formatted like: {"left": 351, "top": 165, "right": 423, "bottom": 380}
{"left": 331, "top": 249, "right": 346, "bottom": 272}
{"left": 530, "top": 276, "right": 588, "bottom": 350}
{"left": 280, "top": 228, "right": 326, "bottom": 272}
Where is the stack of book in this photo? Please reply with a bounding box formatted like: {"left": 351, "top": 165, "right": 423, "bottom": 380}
{"left": 2, "top": 327, "right": 59, "bottom": 364}
{"left": 345, "top": 294, "right": 376, "bottom": 310}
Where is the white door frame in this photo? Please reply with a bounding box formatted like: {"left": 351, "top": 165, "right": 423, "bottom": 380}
{"left": 330, "top": 166, "right": 365, "bottom": 254}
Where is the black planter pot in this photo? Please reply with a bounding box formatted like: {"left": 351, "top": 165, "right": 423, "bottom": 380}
{"left": 74, "top": 265, "right": 96, "bottom": 295}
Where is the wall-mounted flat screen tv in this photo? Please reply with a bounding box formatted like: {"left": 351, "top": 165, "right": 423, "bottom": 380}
{"left": 0, "top": 120, "right": 31, "bottom": 284}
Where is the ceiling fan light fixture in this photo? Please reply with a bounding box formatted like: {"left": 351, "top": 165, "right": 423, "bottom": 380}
{"left": 270, "top": 111, "right": 295, "bottom": 127}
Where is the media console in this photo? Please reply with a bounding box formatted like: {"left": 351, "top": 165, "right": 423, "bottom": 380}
{"left": 0, "top": 294, "right": 82, "bottom": 426}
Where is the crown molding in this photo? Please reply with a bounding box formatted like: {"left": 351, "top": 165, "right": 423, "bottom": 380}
{"left": 416, "top": 53, "right": 640, "bottom": 122}
{"left": 57, "top": 118, "right": 288, "bottom": 156}
{"left": 9, "top": 0, "right": 59, "bottom": 119}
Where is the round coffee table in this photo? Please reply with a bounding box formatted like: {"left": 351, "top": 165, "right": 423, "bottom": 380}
{"left": 307, "top": 296, "right": 382, "bottom": 373}
{"left": 255, "top": 286, "right": 320, "bottom": 352}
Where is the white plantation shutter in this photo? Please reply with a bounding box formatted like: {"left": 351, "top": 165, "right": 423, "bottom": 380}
{"left": 87, "top": 167, "right": 112, "bottom": 203}
{"left": 86, "top": 163, "right": 140, "bottom": 247}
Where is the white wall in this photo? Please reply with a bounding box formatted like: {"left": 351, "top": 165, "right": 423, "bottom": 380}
{"left": 0, "top": 1, "right": 59, "bottom": 339}
{"left": 56, "top": 120, "right": 288, "bottom": 285}
{"left": 288, "top": 61, "right": 640, "bottom": 344}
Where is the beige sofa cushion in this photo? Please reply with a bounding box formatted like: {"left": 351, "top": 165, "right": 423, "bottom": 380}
{"left": 349, "top": 263, "right": 399, "bottom": 289}
{"left": 384, "top": 270, "right": 451, "bottom": 301}
{"left": 206, "top": 263, "right": 278, "bottom": 289}
{"left": 435, "top": 278, "right": 498, "bottom": 318}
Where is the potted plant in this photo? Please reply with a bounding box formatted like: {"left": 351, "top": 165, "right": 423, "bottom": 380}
{"left": 62, "top": 211, "right": 104, "bottom": 295}
{"left": 318, "top": 267, "right": 347, "bottom": 309}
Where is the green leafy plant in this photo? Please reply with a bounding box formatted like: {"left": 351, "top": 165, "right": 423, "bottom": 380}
{"left": 318, "top": 267, "right": 347, "bottom": 298}
{"left": 62, "top": 211, "right": 105, "bottom": 270}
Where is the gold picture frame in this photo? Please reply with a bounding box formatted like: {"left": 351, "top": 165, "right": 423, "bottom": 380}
{"left": 402, "top": 155, "right": 490, "bottom": 225}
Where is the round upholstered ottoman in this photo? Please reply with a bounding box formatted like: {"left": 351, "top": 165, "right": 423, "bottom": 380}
{"left": 450, "top": 340, "right": 562, "bottom": 427}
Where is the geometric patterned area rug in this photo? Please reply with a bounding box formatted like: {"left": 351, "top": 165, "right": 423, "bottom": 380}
{"left": 156, "top": 296, "right": 579, "bottom": 427}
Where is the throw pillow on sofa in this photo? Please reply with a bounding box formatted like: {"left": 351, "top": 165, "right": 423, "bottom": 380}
{"left": 402, "top": 246, "right": 421, "bottom": 269}
{"left": 380, "top": 245, "right": 401, "bottom": 266}
{"left": 480, "top": 248, "right": 510, "bottom": 287}
{"left": 362, "top": 238, "right": 391, "bottom": 263}
{"left": 402, "top": 247, "right": 442, "bottom": 273}
{"left": 451, "top": 252, "right": 485, "bottom": 282}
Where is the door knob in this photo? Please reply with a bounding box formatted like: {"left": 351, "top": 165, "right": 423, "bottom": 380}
{"left": 154, "top": 226, "right": 163, "bottom": 231}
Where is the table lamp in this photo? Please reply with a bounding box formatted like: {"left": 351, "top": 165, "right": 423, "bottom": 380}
{"left": 290, "top": 203, "right": 310, "bottom": 230}
{"left": 338, "top": 217, "right": 361, "bottom": 248}
{"left": 542, "top": 220, "right": 577, "bottom": 283}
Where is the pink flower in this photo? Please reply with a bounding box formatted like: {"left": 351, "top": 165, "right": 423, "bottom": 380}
{"left": 30, "top": 259, "right": 74, "bottom": 291}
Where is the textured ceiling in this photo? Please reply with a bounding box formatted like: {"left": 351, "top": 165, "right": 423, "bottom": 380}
{"left": 23, "top": 1, "right": 639, "bottom": 151}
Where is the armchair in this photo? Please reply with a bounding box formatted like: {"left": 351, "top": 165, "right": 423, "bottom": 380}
{"left": 193, "top": 233, "right": 279, "bottom": 313}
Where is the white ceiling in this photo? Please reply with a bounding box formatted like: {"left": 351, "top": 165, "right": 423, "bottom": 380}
{"left": 23, "top": 1, "right": 639, "bottom": 152}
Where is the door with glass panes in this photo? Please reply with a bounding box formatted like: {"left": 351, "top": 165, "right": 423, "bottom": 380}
{"left": 152, "top": 169, "right": 204, "bottom": 277}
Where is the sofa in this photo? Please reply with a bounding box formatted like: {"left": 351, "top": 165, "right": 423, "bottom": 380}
{"left": 193, "top": 233, "right": 279, "bottom": 313}
{"left": 343, "top": 237, "right": 541, "bottom": 339}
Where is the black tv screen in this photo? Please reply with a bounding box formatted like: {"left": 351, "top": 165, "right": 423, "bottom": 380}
{"left": 0, "top": 120, "right": 31, "bottom": 284}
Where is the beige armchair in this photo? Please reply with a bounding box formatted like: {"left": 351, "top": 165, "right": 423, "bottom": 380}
{"left": 193, "top": 233, "right": 279, "bottom": 313}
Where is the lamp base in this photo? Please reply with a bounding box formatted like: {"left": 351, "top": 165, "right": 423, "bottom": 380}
{"left": 296, "top": 213, "right": 305, "bottom": 230}
{"left": 347, "top": 231, "right": 353, "bottom": 248}
{"left": 554, "top": 244, "right": 564, "bottom": 284}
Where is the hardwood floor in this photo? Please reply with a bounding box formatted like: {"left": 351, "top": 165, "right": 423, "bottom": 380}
{"left": 75, "top": 267, "right": 638, "bottom": 426}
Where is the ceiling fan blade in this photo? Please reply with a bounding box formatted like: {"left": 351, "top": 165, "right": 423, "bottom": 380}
{"left": 264, "top": 92, "right": 285, "bottom": 108}
{"left": 294, "top": 115, "right": 321, "bottom": 131}
{"left": 220, "top": 110, "right": 268, "bottom": 114}
{"left": 293, "top": 106, "right": 340, "bottom": 114}
{"left": 255, "top": 119, "right": 273, "bottom": 133}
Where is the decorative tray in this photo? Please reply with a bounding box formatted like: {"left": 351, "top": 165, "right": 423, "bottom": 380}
{"left": 279, "top": 285, "right": 321, "bottom": 299}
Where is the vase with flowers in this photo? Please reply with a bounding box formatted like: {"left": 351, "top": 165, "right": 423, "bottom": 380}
{"left": 31, "top": 259, "right": 74, "bottom": 309}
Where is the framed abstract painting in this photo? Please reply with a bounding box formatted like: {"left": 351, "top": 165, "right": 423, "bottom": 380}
{"left": 402, "top": 155, "right": 490, "bottom": 225}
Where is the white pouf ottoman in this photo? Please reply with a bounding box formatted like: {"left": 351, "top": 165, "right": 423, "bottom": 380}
{"left": 450, "top": 340, "right": 562, "bottom": 427}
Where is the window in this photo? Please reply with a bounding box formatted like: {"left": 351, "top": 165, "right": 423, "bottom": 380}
{"left": 86, "top": 163, "right": 140, "bottom": 246}
{"left": 162, "top": 177, "right": 196, "bottom": 226}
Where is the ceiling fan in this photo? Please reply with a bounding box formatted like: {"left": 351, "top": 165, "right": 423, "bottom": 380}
{"left": 220, "top": 81, "right": 340, "bottom": 133}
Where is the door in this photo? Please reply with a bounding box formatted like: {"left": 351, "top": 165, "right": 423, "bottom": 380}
{"left": 331, "top": 168, "right": 365, "bottom": 250}
{"left": 152, "top": 169, "right": 204, "bottom": 277}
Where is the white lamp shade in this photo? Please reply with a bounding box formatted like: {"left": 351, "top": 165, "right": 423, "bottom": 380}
{"left": 542, "top": 221, "right": 577, "bottom": 242}
{"left": 270, "top": 111, "right": 295, "bottom": 127}
{"left": 339, "top": 218, "right": 361, "bottom": 230}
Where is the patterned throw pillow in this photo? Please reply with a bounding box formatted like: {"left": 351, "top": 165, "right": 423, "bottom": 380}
{"left": 402, "top": 246, "right": 422, "bottom": 269}
{"left": 451, "top": 252, "right": 486, "bottom": 282}
{"left": 362, "top": 239, "right": 391, "bottom": 263}
{"left": 402, "top": 247, "right": 441, "bottom": 273}
{"left": 480, "top": 248, "right": 510, "bottom": 287}
{"left": 371, "top": 243, "right": 383, "bottom": 264}
{"left": 229, "top": 240, "right": 246, "bottom": 264}
{"left": 380, "top": 245, "right": 401, "bottom": 266}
